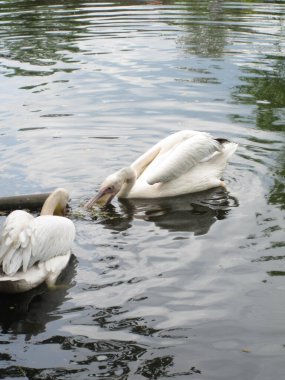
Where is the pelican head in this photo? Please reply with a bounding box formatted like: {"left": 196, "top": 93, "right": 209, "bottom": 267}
{"left": 85, "top": 167, "right": 136, "bottom": 208}
{"left": 41, "top": 188, "right": 70, "bottom": 216}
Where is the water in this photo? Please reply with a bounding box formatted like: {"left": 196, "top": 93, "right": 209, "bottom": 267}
{"left": 0, "top": 1, "right": 284, "bottom": 379}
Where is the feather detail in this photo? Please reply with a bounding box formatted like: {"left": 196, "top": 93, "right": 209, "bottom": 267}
{"left": 0, "top": 212, "right": 75, "bottom": 276}
{"left": 0, "top": 242, "right": 10, "bottom": 263}
{"left": 22, "top": 245, "right": 32, "bottom": 272}
{"left": 147, "top": 133, "right": 222, "bottom": 185}
{"left": 0, "top": 188, "right": 75, "bottom": 293}
{"left": 5, "top": 249, "right": 22, "bottom": 276}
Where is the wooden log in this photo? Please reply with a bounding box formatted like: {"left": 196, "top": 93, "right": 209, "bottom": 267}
{"left": 0, "top": 193, "right": 51, "bottom": 212}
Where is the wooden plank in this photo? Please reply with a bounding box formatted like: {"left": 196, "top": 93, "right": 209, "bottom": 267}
{"left": 0, "top": 193, "right": 51, "bottom": 212}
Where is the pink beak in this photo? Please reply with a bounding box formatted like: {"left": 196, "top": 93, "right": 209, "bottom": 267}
{"left": 84, "top": 187, "right": 115, "bottom": 208}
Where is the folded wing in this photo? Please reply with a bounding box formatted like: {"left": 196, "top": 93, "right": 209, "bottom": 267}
{"left": 147, "top": 132, "right": 222, "bottom": 185}
{"left": 0, "top": 213, "right": 75, "bottom": 276}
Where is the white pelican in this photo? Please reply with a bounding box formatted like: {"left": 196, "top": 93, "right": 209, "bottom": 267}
{"left": 0, "top": 188, "right": 75, "bottom": 293}
{"left": 85, "top": 130, "right": 238, "bottom": 207}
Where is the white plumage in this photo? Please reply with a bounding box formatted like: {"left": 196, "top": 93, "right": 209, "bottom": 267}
{"left": 85, "top": 130, "right": 238, "bottom": 207}
{"left": 0, "top": 188, "right": 75, "bottom": 293}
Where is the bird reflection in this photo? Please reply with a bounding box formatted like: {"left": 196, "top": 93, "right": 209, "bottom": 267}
{"left": 0, "top": 255, "right": 77, "bottom": 337}
{"left": 92, "top": 187, "right": 239, "bottom": 235}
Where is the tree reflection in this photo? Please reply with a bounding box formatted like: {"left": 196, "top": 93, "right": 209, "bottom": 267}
{"left": 231, "top": 54, "right": 285, "bottom": 211}
{"left": 1, "top": 0, "right": 88, "bottom": 76}
{"left": 232, "top": 63, "right": 285, "bottom": 132}
{"left": 174, "top": 0, "right": 227, "bottom": 58}
{"left": 268, "top": 147, "right": 285, "bottom": 209}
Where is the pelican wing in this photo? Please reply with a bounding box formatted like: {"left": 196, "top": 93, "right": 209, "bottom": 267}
{"left": 0, "top": 214, "right": 75, "bottom": 276}
{"left": 147, "top": 132, "right": 222, "bottom": 185}
{"left": 27, "top": 215, "right": 75, "bottom": 267}
{"left": 131, "top": 130, "right": 199, "bottom": 178}
{"left": 0, "top": 210, "right": 34, "bottom": 275}
{"left": 0, "top": 210, "right": 33, "bottom": 251}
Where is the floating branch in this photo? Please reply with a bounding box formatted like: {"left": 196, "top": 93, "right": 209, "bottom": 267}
{"left": 0, "top": 193, "right": 51, "bottom": 213}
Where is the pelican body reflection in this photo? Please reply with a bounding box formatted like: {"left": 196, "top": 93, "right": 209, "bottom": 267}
{"left": 89, "top": 187, "right": 239, "bottom": 235}
{"left": 0, "top": 255, "right": 77, "bottom": 337}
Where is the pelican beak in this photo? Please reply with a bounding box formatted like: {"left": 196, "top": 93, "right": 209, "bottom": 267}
{"left": 84, "top": 187, "right": 115, "bottom": 209}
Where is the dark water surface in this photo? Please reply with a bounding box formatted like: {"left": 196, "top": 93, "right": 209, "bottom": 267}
{"left": 0, "top": 1, "right": 285, "bottom": 379}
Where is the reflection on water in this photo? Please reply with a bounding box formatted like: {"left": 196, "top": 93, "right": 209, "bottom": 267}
{"left": 93, "top": 187, "right": 238, "bottom": 235}
{"left": 232, "top": 66, "right": 285, "bottom": 132}
{"left": 0, "top": 255, "right": 77, "bottom": 336}
{"left": 0, "top": 0, "right": 285, "bottom": 379}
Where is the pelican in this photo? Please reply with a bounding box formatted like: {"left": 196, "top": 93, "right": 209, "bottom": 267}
{"left": 0, "top": 188, "right": 75, "bottom": 293}
{"left": 85, "top": 130, "right": 238, "bottom": 208}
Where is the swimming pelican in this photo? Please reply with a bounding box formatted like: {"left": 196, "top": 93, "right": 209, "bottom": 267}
{"left": 85, "top": 130, "right": 238, "bottom": 208}
{"left": 0, "top": 188, "right": 75, "bottom": 293}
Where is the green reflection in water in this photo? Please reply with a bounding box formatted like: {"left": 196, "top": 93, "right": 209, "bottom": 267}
{"left": 232, "top": 67, "right": 285, "bottom": 132}
{"left": 0, "top": 0, "right": 85, "bottom": 77}
{"left": 268, "top": 147, "right": 285, "bottom": 209}
{"left": 267, "top": 271, "right": 285, "bottom": 276}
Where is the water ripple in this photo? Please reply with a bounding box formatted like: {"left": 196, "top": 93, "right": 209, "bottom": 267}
{"left": 0, "top": 1, "right": 285, "bottom": 379}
